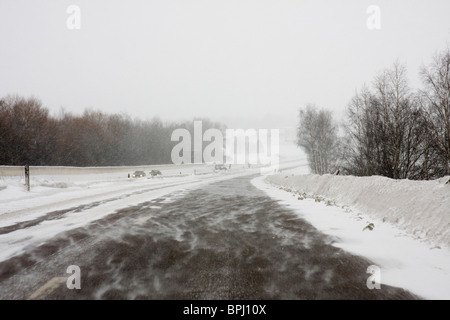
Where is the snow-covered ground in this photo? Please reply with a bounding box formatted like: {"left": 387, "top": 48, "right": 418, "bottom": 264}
{"left": 253, "top": 163, "right": 450, "bottom": 300}
{"left": 2, "top": 140, "right": 449, "bottom": 299}
{"left": 0, "top": 138, "right": 303, "bottom": 264}
{"left": 0, "top": 164, "right": 260, "bottom": 262}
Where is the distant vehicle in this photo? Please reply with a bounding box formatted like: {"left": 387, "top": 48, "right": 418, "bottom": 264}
{"left": 132, "top": 170, "right": 146, "bottom": 178}
{"left": 214, "top": 164, "right": 228, "bottom": 171}
{"left": 150, "top": 169, "right": 162, "bottom": 177}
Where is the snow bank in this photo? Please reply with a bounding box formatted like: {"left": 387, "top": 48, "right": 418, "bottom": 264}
{"left": 253, "top": 175, "right": 450, "bottom": 300}
{"left": 266, "top": 173, "right": 450, "bottom": 249}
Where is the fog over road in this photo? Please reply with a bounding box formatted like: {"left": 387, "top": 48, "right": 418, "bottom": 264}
{"left": 0, "top": 174, "right": 418, "bottom": 300}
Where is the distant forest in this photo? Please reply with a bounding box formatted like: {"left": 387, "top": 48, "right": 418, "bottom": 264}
{"left": 297, "top": 46, "right": 450, "bottom": 180}
{"left": 0, "top": 95, "right": 224, "bottom": 167}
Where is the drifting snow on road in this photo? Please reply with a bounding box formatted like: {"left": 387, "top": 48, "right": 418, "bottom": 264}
{"left": 0, "top": 174, "right": 418, "bottom": 300}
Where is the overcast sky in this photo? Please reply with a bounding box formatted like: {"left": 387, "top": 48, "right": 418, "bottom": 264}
{"left": 1, "top": 0, "right": 450, "bottom": 129}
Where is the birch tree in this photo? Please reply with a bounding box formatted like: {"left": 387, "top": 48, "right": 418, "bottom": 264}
{"left": 296, "top": 105, "right": 340, "bottom": 174}
{"left": 419, "top": 47, "right": 450, "bottom": 176}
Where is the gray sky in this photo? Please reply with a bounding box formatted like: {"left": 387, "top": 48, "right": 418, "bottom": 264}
{"left": 1, "top": 0, "right": 450, "bottom": 129}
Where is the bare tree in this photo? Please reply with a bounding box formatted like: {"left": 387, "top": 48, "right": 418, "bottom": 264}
{"left": 297, "top": 105, "right": 340, "bottom": 174}
{"left": 372, "top": 62, "right": 416, "bottom": 178}
{"left": 0, "top": 95, "right": 52, "bottom": 165}
{"left": 419, "top": 47, "right": 450, "bottom": 176}
{"left": 342, "top": 85, "right": 377, "bottom": 176}
{"left": 342, "top": 63, "right": 432, "bottom": 179}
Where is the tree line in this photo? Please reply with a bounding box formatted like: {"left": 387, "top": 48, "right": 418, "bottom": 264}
{"left": 297, "top": 47, "right": 450, "bottom": 180}
{"left": 0, "top": 95, "right": 224, "bottom": 167}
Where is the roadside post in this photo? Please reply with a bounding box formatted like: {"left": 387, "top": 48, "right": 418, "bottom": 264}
{"left": 25, "top": 164, "right": 30, "bottom": 191}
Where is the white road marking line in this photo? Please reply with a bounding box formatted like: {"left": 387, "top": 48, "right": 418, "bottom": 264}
{"left": 27, "top": 276, "right": 67, "bottom": 300}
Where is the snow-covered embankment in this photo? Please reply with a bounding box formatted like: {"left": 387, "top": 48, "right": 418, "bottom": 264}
{"left": 255, "top": 172, "right": 450, "bottom": 299}
{"left": 266, "top": 173, "right": 450, "bottom": 249}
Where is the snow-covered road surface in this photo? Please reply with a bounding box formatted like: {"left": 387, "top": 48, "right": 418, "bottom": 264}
{"left": 0, "top": 174, "right": 418, "bottom": 300}
{"left": 0, "top": 166, "right": 257, "bottom": 262}
{"left": 1, "top": 159, "right": 449, "bottom": 300}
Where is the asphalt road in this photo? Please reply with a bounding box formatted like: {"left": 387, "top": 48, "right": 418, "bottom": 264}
{"left": 0, "top": 174, "right": 419, "bottom": 300}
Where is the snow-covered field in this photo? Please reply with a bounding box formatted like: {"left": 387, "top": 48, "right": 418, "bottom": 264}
{"left": 254, "top": 166, "right": 450, "bottom": 300}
